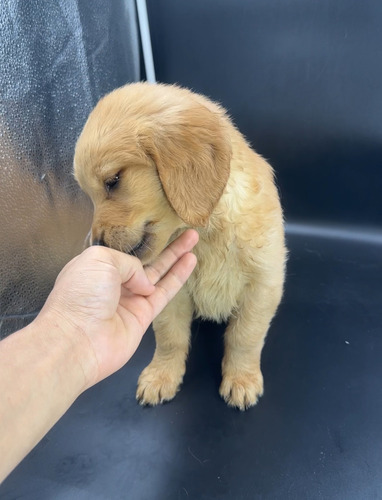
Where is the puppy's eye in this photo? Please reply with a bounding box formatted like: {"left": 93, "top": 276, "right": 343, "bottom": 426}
{"left": 105, "top": 173, "right": 120, "bottom": 193}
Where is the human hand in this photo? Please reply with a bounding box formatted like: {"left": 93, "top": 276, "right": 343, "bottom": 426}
{"left": 37, "top": 230, "right": 199, "bottom": 390}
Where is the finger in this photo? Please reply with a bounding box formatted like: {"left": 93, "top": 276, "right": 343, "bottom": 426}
{"left": 104, "top": 249, "right": 155, "bottom": 296}
{"left": 147, "top": 252, "right": 197, "bottom": 317}
{"left": 145, "top": 229, "right": 199, "bottom": 285}
{"left": 119, "top": 228, "right": 197, "bottom": 300}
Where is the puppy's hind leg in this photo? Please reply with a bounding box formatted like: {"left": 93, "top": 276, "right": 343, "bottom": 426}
{"left": 136, "top": 287, "right": 193, "bottom": 406}
{"left": 220, "top": 279, "right": 283, "bottom": 411}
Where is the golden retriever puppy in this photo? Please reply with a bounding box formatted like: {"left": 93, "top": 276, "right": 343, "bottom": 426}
{"left": 74, "top": 82, "right": 286, "bottom": 410}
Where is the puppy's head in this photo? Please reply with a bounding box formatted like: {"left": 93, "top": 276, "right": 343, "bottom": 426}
{"left": 74, "top": 83, "right": 231, "bottom": 264}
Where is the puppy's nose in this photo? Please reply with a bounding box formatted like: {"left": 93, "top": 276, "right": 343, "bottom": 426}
{"left": 92, "top": 237, "right": 107, "bottom": 247}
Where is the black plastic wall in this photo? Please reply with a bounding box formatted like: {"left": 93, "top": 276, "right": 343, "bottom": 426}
{"left": 146, "top": 0, "right": 382, "bottom": 228}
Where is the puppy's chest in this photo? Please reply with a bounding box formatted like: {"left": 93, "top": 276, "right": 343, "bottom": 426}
{"left": 185, "top": 240, "right": 247, "bottom": 322}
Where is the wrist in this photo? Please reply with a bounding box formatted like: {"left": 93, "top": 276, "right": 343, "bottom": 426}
{"left": 32, "top": 307, "right": 99, "bottom": 394}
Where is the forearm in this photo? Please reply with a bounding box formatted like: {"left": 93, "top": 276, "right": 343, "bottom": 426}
{"left": 0, "top": 316, "right": 95, "bottom": 482}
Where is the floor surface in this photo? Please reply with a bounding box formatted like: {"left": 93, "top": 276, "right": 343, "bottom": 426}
{"left": 1, "top": 231, "right": 381, "bottom": 499}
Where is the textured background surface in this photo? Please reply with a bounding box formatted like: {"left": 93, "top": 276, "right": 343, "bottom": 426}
{"left": 0, "top": 0, "right": 140, "bottom": 337}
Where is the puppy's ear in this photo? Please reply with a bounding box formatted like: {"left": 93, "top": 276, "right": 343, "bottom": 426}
{"left": 142, "top": 104, "right": 232, "bottom": 226}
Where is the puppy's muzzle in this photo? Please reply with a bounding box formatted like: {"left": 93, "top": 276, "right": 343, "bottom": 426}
{"left": 91, "top": 233, "right": 149, "bottom": 258}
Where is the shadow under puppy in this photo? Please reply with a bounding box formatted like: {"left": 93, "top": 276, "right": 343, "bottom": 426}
{"left": 74, "top": 83, "right": 286, "bottom": 410}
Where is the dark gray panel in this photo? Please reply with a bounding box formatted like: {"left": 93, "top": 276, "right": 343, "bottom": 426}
{"left": 147, "top": 0, "right": 382, "bottom": 227}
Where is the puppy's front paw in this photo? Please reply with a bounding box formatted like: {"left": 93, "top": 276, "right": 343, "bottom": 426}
{"left": 219, "top": 370, "right": 264, "bottom": 411}
{"left": 136, "top": 361, "right": 184, "bottom": 406}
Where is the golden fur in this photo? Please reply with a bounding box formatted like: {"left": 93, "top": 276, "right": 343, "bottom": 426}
{"left": 74, "top": 82, "right": 286, "bottom": 410}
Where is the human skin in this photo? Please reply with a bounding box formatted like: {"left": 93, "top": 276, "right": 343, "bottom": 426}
{"left": 0, "top": 229, "right": 198, "bottom": 483}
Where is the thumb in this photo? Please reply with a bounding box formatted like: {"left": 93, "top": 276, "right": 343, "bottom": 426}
{"left": 107, "top": 250, "right": 155, "bottom": 296}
